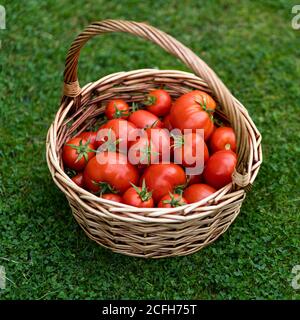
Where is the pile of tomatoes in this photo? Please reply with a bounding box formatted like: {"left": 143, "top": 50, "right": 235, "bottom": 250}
{"left": 62, "top": 89, "right": 237, "bottom": 209}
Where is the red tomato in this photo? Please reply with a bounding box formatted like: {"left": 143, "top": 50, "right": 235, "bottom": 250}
{"left": 71, "top": 172, "right": 84, "bottom": 188}
{"left": 145, "top": 127, "right": 171, "bottom": 163}
{"left": 183, "top": 183, "right": 216, "bottom": 203}
{"left": 95, "top": 119, "right": 137, "bottom": 152}
{"left": 101, "top": 193, "right": 123, "bottom": 203}
{"left": 209, "top": 127, "right": 236, "bottom": 153}
{"left": 128, "top": 136, "right": 160, "bottom": 167}
{"left": 162, "top": 114, "right": 173, "bottom": 131}
{"left": 105, "top": 99, "right": 130, "bottom": 120}
{"left": 144, "top": 89, "right": 172, "bottom": 117}
{"left": 173, "top": 132, "right": 209, "bottom": 168}
{"left": 128, "top": 127, "right": 172, "bottom": 166}
{"left": 128, "top": 110, "right": 163, "bottom": 129}
{"left": 76, "top": 131, "right": 97, "bottom": 146}
{"left": 186, "top": 174, "right": 203, "bottom": 186}
{"left": 157, "top": 193, "right": 187, "bottom": 208}
{"left": 172, "top": 90, "right": 216, "bottom": 111}
{"left": 83, "top": 151, "right": 139, "bottom": 193}
{"left": 62, "top": 138, "right": 95, "bottom": 171}
{"left": 203, "top": 150, "right": 237, "bottom": 189}
{"left": 169, "top": 90, "right": 216, "bottom": 140}
{"left": 122, "top": 180, "right": 154, "bottom": 208}
{"left": 141, "top": 164, "right": 186, "bottom": 203}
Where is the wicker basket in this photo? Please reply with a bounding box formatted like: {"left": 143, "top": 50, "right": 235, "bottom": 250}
{"left": 46, "top": 20, "right": 262, "bottom": 258}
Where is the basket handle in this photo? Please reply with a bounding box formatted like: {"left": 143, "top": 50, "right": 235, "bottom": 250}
{"left": 63, "top": 19, "right": 250, "bottom": 186}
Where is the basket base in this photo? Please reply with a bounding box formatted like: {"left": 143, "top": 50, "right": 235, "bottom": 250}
{"left": 70, "top": 199, "right": 243, "bottom": 259}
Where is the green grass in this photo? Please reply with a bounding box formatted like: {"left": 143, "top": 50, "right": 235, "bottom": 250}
{"left": 0, "top": 0, "right": 299, "bottom": 300}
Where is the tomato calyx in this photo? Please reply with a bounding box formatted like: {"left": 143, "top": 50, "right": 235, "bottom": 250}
{"left": 170, "top": 133, "right": 184, "bottom": 149}
{"left": 130, "top": 179, "right": 152, "bottom": 202}
{"left": 66, "top": 139, "right": 96, "bottom": 163}
{"left": 173, "top": 184, "right": 185, "bottom": 195}
{"left": 195, "top": 96, "right": 214, "bottom": 121}
{"left": 162, "top": 192, "right": 186, "bottom": 207}
{"left": 144, "top": 119, "right": 160, "bottom": 129}
{"left": 92, "top": 181, "right": 117, "bottom": 195}
{"left": 113, "top": 103, "right": 130, "bottom": 119}
{"left": 139, "top": 141, "right": 159, "bottom": 164}
{"left": 142, "top": 144, "right": 159, "bottom": 164}
{"left": 143, "top": 94, "right": 157, "bottom": 106}
{"left": 98, "top": 129, "right": 122, "bottom": 152}
{"left": 130, "top": 102, "right": 140, "bottom": 113}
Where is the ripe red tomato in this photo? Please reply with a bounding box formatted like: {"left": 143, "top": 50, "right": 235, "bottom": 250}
{"left": 128, "top": 128, "right": 172, "bottom": 166}
{"left": 105, "top": 99, "right": 130, "bottom": 120}
{"left": 173, "top": 90, "right": 216, "bottom": 111}
{"left": 157, "top": 193, "right": 187, "bottom": 208}
{"left": 83, "top": 151, "right": 139, "bottom": 193}
{"left": 183, "top": 183, "right": 216, "bottom": 203}
{"left": 203, "top": 150, "right": 237, "bottom": 189}
{"left": 169, "top": 90, "right": 216, "bottom": 140}
{"left": 173, "top": 132, "right": 209, "bottom": 168}
{"left": 144, "top": 89, "right": 172, "bottom": 117}
{"left": 62, "top": 138, "right": 95, "bottom": 171}
{"left": 95, "top": 119, "right": 137, "bottom": 151}
{"left": 162, "top": 114, "right": 173, "bottom": 131}
{"left": 76, "top": 131, "right": 97, "bottom": 146}
{"left": 141, "top": 164, "right": 186, "bottom": 203}
{"left": 128, "top": 110, "right": 163, "bottom": 129}
{"left": 122, "top": 180, "right": 154, "bottom": 208}
{"left": 145, "top": 127, "right": 171, "bottom": 162}
{"left": 101, "top": 193, "right": 123, "bottom": 203}
{"left": 71, "top": 172, "right": 84, "bottom": 188}
{"left": 209, "top": 127, "right": 236, "bottom": 153}
{"left": 128, "top": 136, "right": 160, "bottom": 167}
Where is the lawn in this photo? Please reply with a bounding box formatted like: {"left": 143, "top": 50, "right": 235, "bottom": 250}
{"left": 0, "top": 0, "right": 299, "bottom": 300}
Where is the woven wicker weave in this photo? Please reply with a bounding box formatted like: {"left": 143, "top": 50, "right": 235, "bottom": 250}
{"left": 46, "top": 20, "right": 262, "bottom": 258}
